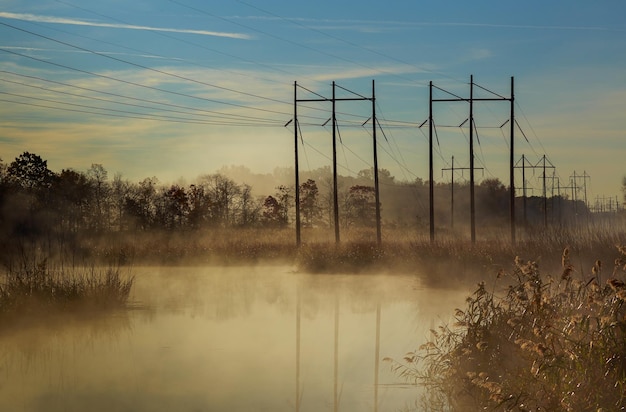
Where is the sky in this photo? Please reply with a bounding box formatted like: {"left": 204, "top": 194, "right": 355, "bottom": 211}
{"left": 0, "top": 0, "right": 625, "bottom": 207}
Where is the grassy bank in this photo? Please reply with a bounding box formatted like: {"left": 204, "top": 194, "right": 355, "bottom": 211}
{"left": 387, "top": 246, "right": 626, "bottom": 411}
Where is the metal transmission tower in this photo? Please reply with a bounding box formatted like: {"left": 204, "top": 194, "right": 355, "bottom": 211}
{"left": 441, "top": 155, "right": 482, "bottom": 229}
{"left": 292, "top": 81, "right": 381, "bottom": 246}
{"left": 570, "top": 171, "right": 591, "bottom": 208}
{"left": 514, "top": 154, "right": 555, "bottom": 227}
{"left": 429, "top": 75, "right": 515, "bottom": 243}
{"left": 565, "top": 171, "right": 591, "bottom": 218}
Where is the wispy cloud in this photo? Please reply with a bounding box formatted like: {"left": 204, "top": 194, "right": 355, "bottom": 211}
{"left": 237, "top": 15, "right": 625, "bottom": 33}
{"left": 0, "top": 12, "right": 252, "bottom": 39}
{"left": 0, "top": 45, "right": 184, "bottom": 60}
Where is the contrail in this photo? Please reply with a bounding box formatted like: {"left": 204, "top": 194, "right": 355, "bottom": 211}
{"left": 0, "top": 12, "right": 252, "bottom": 39}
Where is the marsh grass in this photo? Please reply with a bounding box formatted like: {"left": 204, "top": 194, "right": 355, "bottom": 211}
{"left": 0, "top": 259, "right": 134, "bottom": 315}
{"left": 386, "top": 246, "right": 626, "bottom": 411}
{"left": 81, "top": 228, "right": 299, "bottom": 265}
{"left": 6, "top": 226, "right": 624, "bottom": 287}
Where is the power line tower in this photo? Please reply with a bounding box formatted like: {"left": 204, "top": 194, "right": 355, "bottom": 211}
{"left": 570, "top": 171, "right": 591, "bottom": 208}
{"left": 292, "top": 80, "right": 380, "bottom": 246}
{"left": 429, "top": 75, "right": 515, "bottom": 243}
{"left": 514, "top": 154, "right": 555, "bottom": 227}
{"left": 441, "top": 155, "right": 482, "bottom": 230}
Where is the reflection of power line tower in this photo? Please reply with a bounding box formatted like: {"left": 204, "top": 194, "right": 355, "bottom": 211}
{"left": 295, "top": 288, "right": 382, "bottom": 412}
{"left": 295, "top": 287, "right": 301, "bottom": 412}
{"left": 441, "top": 155, "right": 482, "bottom": 229}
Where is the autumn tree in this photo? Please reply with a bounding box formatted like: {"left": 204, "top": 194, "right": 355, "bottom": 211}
{"left": 187, "top": 184, "right": 208, "bottom": 229}
{"left": 344, "top": 185, "right": 376, "bottom": 227}
{"left": 53, "top": 168, "right": 90, "bottom": 233}
{"left": 7, "top": 152, "right": 55, "bottom": 192}
{"left": 4, "top": 152, "right": 57, "bottom": 239}
{"left": 275, "top": 185, "right": 292, "bottom": 225}
{"left": 157, "top": 185, "right": 189, "bottom": 229}
{"left": 86, "top": 164, "right": 111, "bottom": 232}
{"left": 261, "top": 195, "right": 285, "bottom": 227}
{"left": 200, "top": 174, "right": 241, "bottom": 227}
{"left": 236, "top": 183, "right": 260, "bottom": 227}
{"left": 300, "top": 179, "right": 320, "bottom": 227}
{"left": 124, "top": 177, "right": 158, "bottom": 231}
{"left": 477, "top": 178, "right": 509, "bottom": 223}
{"left": 111, "top": 173, "right": 132, "bottom": 231}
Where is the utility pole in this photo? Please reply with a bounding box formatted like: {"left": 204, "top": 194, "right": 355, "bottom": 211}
{"left": 556, "top": 177, "right": 562, "bottom": 224}
{"left": 536, "top": 155, "right": 555, "bottom": 227}
{"left": 513, "top": 154, "right": 530, "bottom": 226}
{"left": 442, "top": 155, "right": 456, "bottom": 229}
{"left": 549, "top": 171, "right": 558, "bottom": 222}
{"left": 509, "top": 77, "right": 516, "bottom": 243}
{"left": 581, "top": 171, "right": 590, "bottom": 208}
{"left": 332, "top": 81, "right": 340, "bottom": 244}
{"left": 293, "top": 81, "right": 301, "bottom": 247}
{"left": 469, "top": 75, "right": 476, "bottom": 243}
{"left": 372, "top": 80, "right": 382, "bottom": 246}
{"left": 428, "top": 81, "right": 434, "bottom": 241}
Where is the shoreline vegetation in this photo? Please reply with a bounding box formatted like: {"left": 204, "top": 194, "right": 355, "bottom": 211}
{"left": 386, "top": 245, "right": 626, "bottom": 411}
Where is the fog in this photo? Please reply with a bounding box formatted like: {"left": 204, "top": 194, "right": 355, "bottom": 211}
{"left": 0, "top": 265, "right": 467, "bottom": 412}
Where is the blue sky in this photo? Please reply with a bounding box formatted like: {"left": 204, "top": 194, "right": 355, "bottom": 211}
{"left": 0, "top": 0, "right": 624, "bottom": 205}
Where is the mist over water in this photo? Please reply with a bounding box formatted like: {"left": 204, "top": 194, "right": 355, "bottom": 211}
{"left": 0, "top": 266, "right": 466, "bottom": 412}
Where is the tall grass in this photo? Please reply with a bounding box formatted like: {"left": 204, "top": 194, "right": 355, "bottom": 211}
{"left": 0, "top": 259, "right": 134, "bottom": 314}
{"left": 386, "top": 246, "right": 626, "bottom": 411}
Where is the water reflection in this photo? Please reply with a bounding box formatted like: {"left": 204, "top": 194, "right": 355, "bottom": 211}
{"left": 0, "top": 266, "right": 467, "bottom": 412}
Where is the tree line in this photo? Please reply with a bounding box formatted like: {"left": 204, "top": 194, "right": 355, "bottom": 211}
{"left": 0, "top": 151, "right": 594, "bottom": 244}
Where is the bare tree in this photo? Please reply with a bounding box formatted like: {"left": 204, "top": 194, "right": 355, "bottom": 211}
{"left": 86, "top": 164, "right": 111, "bottom": 232}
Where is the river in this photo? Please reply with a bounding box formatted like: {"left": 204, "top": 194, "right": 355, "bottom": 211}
{"left": 0, "top": 265, "right": 468, "bottom": 412}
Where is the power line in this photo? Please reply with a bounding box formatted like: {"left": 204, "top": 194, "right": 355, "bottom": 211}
{"left": 0, "top": 20, "right": 292, "bottom": 111}
{"left": 234, "top": 0, "right": 462, "bottom": 85}
{"left": 53, "top": 0, "right": 300, "bottom": 86}
{"left": 0, "top": 46, "right": 298, "bottom": 124}
{"left": 0, "top": 91, "right": 281, "bottom": 126}
{"left": 0, "top": 75, "right": 283, "bottom": 124}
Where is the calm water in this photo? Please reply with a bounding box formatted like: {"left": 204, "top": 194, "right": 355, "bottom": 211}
{"left": 0, "top": 266, "right": 467, "bottom": 412}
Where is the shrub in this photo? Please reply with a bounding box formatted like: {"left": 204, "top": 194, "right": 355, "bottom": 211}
{"left": 387, "top": 246, "right": 626, "bottom": 411}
